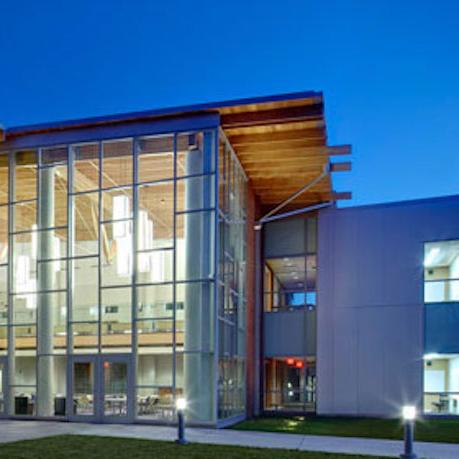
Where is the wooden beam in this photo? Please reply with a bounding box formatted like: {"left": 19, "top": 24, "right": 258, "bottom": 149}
{"left": 221, "top": 104, "right": 323, "bottom": 129}
{"left": 330, "top": 161, "right": 352, "bottom": 172}
{"left": 227, "top": 128, "right": 326, "bottom": 146}
{"left": 328, "top": 145, "right": 352, "bottom": 156}
{"left": 332, "top": 191, "right": 352, "bottom": 200}
{"left": 233, "top": 140, "right": 327, "bottom": 156}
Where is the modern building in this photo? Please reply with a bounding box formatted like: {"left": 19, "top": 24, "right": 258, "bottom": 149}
{"left": 0, "top": 91, "right": 457, "bottom": 426}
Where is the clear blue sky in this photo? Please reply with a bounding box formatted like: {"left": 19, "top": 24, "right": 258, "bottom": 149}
{"left": 1, "top": 0, "right": 458, "bottom": 206}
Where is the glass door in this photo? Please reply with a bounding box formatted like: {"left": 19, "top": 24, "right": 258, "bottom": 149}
{"left": 101, "top": 354, "right": 133, "bottom": 423}
{"left": 0, "top": 357, "right": 6, "bottom": 417}
{"left": 69, "top": 354, "right": 133, "bottom": 422}
{"left": 69, "top": 355, "right": 97, "bottom": 421}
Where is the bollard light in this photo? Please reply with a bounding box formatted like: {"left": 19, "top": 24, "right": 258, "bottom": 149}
{"left": 400, "top": 405, "right": 417, "bottom": 459}
{"left": 176, "top": 398, "right": 188, "bottom": 445}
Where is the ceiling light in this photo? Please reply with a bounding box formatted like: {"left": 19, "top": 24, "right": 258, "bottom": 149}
{"left": 423, "top": 353, "right": 442, "bottom": 360}
{"left": 424, "top": 247, "right": 440, "bottom": 267}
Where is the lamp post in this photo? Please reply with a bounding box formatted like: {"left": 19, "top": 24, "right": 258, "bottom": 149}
{"left": 400, "top": 406, "right": 417, "bottom": 459}
{"left": 176, "top": 398, "right": 188, "bottom": 445}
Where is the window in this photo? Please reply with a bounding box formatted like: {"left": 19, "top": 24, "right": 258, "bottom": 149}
{"left": 424, "top": 241, "right": 459, "bottom": 303}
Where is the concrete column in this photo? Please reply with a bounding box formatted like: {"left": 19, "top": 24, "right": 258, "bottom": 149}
{"left": 36, "top": 167, "right": 55, "bottom": 416}
{"left": 183, "top": 136, "right": 213, "bottom": 423}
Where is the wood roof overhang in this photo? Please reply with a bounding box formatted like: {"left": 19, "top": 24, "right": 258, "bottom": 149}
{"left": 1, "top": 91, "right": 351, "bottom": 214}
{"left": 218, "top": 92, "right": 351, "bottom": 214}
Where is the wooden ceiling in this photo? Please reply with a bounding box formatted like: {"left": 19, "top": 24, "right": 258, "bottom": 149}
{"left": 218, "top": 93, "right": 351, "bottom": 213}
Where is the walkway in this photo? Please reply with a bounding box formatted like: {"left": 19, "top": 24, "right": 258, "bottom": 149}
{"left": 1, "top": 420, "right": 459, "bottom": 458}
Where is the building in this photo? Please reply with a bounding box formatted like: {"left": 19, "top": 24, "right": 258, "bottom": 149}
{"left": 0, "top": 91, "right": 457, "bottom": 426}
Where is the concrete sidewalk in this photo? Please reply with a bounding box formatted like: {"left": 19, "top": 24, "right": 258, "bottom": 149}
{"left": 0, "top": 420, "right": 458, "bottom": 458}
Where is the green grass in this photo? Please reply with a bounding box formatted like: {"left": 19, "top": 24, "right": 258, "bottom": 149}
{"left": 0, "top": 435, "right": 389, "bottom": 459}
{"left": 232, "top": 416, "right": 459, "bottom": 443}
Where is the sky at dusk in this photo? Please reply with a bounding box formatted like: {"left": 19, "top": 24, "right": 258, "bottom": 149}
{"left": 0, "top": 0, "right": 458, "bottom": 206}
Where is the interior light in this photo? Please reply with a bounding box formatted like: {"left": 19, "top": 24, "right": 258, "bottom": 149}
{"left": 423, "top": 353, "right": 441, "bottom": 360}
{"left": 295, "top": 361, "right": 304, "bottom": 369}
{"left": 31, "top": 224, "right": 38, "bottom": 258}
{"left": 424, "top": 247, "right": 440, "bottom": 267}
{"left": 113, "top": 195, "right": 130, "bottom": 238}
{"left": 286, "top": 358, "right": 294, "bottom": 365}
{"left": 151, "top": 251, "right": 165, "bottom": 282}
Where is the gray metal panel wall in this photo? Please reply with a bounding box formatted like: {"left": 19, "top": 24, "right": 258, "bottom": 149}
{"left": 317, "top": 195, "right": 459, "bottom": 417}
{"left": 264, "top": 309, "right": 316, "bottom": 357}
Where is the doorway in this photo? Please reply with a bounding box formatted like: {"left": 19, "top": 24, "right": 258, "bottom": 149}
{"left": 68, "top": 354, "right": 133, "bottom": 423}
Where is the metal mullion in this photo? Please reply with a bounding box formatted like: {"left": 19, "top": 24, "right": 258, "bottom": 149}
{"left": 7, "top": 150, "right": 15, "bottom": 414}
{"left": 213, "top": 128, "right": 220, "bottom": 423}
{"left": 98, "top": 183, "right": 132, "bottom": 194}
{"left": 132, "top": 137, "right": 139, "bottom": 420}
{"left": 9, "top": 198, "right": 37, "bottom": 208}
{"left": 97, "top": 141, "right": 102, "bottom": 355}
{"left": 35, "top": 149, "right": 40, "bottom": 398}
{"left": 11, "top": 225, "right": 68, "bottom": 236}
{"left": 66, "top": 145, "right": 73, "bottom": 363}
{"left": 99, "top": 284, "right": 131, "bottom": 291}
{"left": 137, "top": 246, "right": 173, "bottom": 255}
{"left": 172, "top": 133, "right": 177, "bottom": 402}
{"left": 100, "top": 217, "right": 133, "bottom": 225}
{"left": 175, "top": 206, "right": 216, "bottom": 216}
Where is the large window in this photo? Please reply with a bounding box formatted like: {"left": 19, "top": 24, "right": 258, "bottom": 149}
{"left": 0, "top": 125, "right": 227, "bottom": 424}
{"left": 424, "top": 353, "right": 459, "bottom": 415}
{"left": 217, "top": 131, "right": 248, "bottom": 420}
{"left": 424, "top": 240, "right": 459, "bottom": 303}
{"left": 263, "top": 218, "right": 317, "bottom": 312}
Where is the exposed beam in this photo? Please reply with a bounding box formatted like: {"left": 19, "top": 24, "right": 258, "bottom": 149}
{"left": 227, "top": 128, "right": 326, "bottom": 146}
{"left": 328, "top": 145, "right": 352, "bottom": 156}
{"left": 332, "top": 191, "right": 352, "bottom": 200}
{"left": 221, "top": 104, "right": 323, "bottom": 129}
{"left": 330, "top": 161, "right": 352, "bottom": 172}
{"left": 234, "top": 143, "right": 327, "bottom": 155}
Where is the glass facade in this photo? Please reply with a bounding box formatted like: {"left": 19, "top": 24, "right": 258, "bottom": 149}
{"left": 0, "top": 124, "right": 248, "bottom": 424}
{"left": 217, "top": 133, "right": 248, "bottom": 420}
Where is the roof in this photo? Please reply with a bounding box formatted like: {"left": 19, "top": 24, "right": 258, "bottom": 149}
{"left": 2, "top": 90, "right": 351, "bottom": 212}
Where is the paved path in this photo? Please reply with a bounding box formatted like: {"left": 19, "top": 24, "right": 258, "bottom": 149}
{"left": 0, "top": 420, "right": 458, "bottom": 458}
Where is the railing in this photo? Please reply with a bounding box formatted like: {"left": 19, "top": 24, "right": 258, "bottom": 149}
{"left": 424, "top": 391, "right": 459, "bottom": 415}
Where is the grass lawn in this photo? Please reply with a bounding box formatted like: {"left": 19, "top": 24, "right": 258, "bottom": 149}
{"left": 0, "top": 435, "right": 389, "bottom": 459}
{"left": 232, "top": 416, "right": 459, "bottom": 444}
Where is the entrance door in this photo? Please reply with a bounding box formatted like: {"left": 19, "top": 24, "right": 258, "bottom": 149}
{"left": 0, "top": 357, "right": 6, "bottom": 417}
{"left": 69, "top": 354, "right": 133, "bottom": 423}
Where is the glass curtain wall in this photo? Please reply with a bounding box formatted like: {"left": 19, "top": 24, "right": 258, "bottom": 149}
{"left": 0, "top": 126, "right": 220, "bottom": 423}
{"left": 217, "top": 132, "right": 248, "bottom": 420}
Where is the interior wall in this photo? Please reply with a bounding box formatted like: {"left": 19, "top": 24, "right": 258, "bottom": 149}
{"left": 318, "top": 196, "right": 459, "bottom": 417}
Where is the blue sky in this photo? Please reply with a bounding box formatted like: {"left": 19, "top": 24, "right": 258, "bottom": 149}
{"left": 0, "top": 0, "right": 458, "bottom": 206}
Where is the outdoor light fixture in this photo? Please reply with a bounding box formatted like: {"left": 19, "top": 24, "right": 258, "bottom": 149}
{"left": 400, "top": 405, "right": 417, "bottom": 459}
{"left": 176, "top": 398, "right": 188, "bottom": 445}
